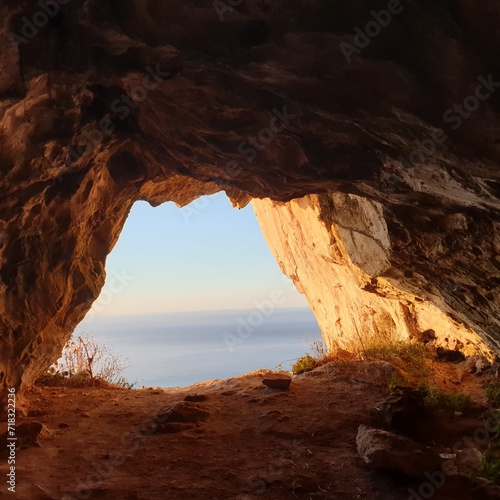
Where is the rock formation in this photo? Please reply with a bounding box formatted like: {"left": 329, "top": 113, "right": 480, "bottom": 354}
{"left": 0, "top": 0, "right": 499, "bottom": 401}
{"left": 252, "top": 194, "right": 493, "bottom": 356}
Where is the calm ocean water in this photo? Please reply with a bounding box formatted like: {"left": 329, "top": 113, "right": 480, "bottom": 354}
{"left": 78, "top": 308, "right": 322, "bottom": 388}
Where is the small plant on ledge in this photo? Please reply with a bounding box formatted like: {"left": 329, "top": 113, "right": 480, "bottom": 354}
{"left": 416, "top": 381, "right": 473, "bottom": 413}
{"left": 485, "top": 381, "right": 500, "bottom": 406}
{"left": 36, "top": 334, "right": 134, "bottom": 389}
{"left": 292, "top": 353, "right": 322, "bottom": 375}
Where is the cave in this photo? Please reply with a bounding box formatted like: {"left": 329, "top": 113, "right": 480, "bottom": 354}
{"left": 1, "top": 0, "right": 500, "bottom": 496}
{"left": 2, "top": 0, "right": 500, "bottom": 403}
{"left": 78, "top": 194, "right": 320, "bottom": 387}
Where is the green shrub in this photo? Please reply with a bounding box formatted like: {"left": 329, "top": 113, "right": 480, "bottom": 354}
{"left": 292, "top": 354, "right": 321, "bottom": 375}
{"left": 363, "top": 340, "right": 428, "bottom": 378}
{"left": 478, "top": 443, "right": 500, "bottom": 484}
{"left": 485, "top": 382, "right": 500, "bottom": 406}
{"left": 417, "top": 382, "right": 472, "bottom": 412}
{"left": 387, "top": 373, "right": 406, "bottom": 391}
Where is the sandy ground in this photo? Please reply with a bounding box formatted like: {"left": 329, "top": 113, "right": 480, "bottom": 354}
{"left": 1, "top": 361, "right": 499, "bottom": 500}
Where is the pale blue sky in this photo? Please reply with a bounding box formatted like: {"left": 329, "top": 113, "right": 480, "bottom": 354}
{"left": 86, "top": 192, "right": 309, "bottom": 317}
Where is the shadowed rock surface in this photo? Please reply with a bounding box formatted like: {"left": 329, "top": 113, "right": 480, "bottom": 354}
{"left": 0, "top": 0, "right": 499, "bottom": 401}
{"left": 356, "top": 424, "right": 443, "bottom": 477}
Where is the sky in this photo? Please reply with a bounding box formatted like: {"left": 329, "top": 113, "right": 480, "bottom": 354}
{"left": 85, "top": 192, "right": 309, "bottom": 318}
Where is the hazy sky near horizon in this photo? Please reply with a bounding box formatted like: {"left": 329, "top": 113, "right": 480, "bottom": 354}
{"left": 85, "top": 192, "right": 309, "bottom": 318}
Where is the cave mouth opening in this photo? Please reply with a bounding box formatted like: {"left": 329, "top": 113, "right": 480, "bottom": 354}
{"left": 74, "top": 192, "right": 322, "bottom": 388}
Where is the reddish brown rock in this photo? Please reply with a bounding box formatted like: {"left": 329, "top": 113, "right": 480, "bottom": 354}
{"left": 356, "top": 424, "right": 443, "bottom": 478}
{"left": 262, "top": 377, "right": 292, "bottom": 391}
{"left": 2, "top": 421, "right": 52, "bottom": 448}
{"left": 184, "top": 394, "right": 208, "bottom": 403}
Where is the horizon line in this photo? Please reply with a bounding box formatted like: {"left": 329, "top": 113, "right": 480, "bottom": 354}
{"left": 84, "top": 305, "right": 313, "bottom": 319}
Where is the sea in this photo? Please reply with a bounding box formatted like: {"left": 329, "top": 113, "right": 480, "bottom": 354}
{"left": 77, "top": 308, "right": 323, "bottom": 388}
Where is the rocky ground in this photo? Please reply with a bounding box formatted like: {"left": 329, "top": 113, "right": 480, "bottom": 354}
{"left": 1, "top": 358, "right": 500, "bottom": 500}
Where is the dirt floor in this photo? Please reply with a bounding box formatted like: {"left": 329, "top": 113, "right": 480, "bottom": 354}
{"left": 1, "top": 359, "right": 500, "bottom": 500}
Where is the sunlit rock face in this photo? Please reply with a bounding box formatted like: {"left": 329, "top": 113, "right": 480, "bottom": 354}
{"left": 0, "top": 0, "right": 499, "bottom": 400}
{"left": 252, "top": 195, "right": 493, "bottom": 357}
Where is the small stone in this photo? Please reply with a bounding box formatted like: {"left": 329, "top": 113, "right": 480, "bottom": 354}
{"left": 462, "top": 355, "right": 491, "bottom": 375}
{"left": 7, "top": 422, "right": 52, "bottom": 447}
{"left": 262, "top": 377, "right": 291, "bottom": 390}
{"left": 184, "top": 394, "right": 207, "bottom": 402}
{"left": 154, "top": 402, "right": 209, "bottom": 424}
{"left": 143, "top": 402, "right": 210, "bottom": 435}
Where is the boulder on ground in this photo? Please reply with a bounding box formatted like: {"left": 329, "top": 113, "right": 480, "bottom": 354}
{"left": 154, "top": 402, "right": 209, "bottom": 424}
{"left": 143, "top": 401, "right": 209, "bottom": 434}
{"left": 356, "top": 424, "right": 442, "bottom": 477}
{"left": 378, "top": 387, "right": 428, "bottom": 434}
{"left": 184, "top": 394, "right": 207, "bottom": 403}
{"left": 262, "top": 377, "right": 292, "bottom": 390}
{"left": 2, "top": 422, "right": 52, "bottom": 448}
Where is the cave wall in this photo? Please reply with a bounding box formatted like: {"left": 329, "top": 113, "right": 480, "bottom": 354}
{"left": 252, "top": 195, "right": 493, "bottom": 356}
{"left": 0, "top": 0, "right": 500, "bottom": 401}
